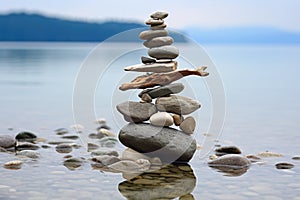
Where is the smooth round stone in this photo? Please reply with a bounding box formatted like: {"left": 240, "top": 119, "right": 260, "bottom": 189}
{"left": 215, "top": 146, "right": 242, "bottom": 156}
{"left": 173, "top": 114, "right": 184, "bottom": 126}
{"left": 275, "top": 162, "right": 295, "bottom": 169}
{"left": 143, "top": 36, "right": 174, "bottom": 48}
{"left": 98, "top": 128, "right": 116, "bottom": 137}
{"left": 119, "top": 123, "right": 196, "bottom": 163}
{"left": 150, "top": 112, "right": 174, "bottom": 127}
{"left": 141, "top": 56, "right": 156, "bottom": 64}
{"left": 16, "top": 150, "right": 40, "bottom": 159}
{"left": 15, "top": 131, "right": 37, "bottom": 142}
{"left": 116, "top": 101, "right": 157, "bottom": 123}
{"left": 208, "top": 154, "right": 251, "bottom": 168}
{"left": 139, "top": 30, "right": 168, "bottom": 40}
{"left": 150, "top": 11, "right": 168, "bottom": 19}
{"left": 145, "top": 18, "right": 164, "bottom": 26}
{"left": 0, "top": 135, "right": 15, "bottom": 149}
{"left": 179, "top": 116, "right": 196, "bottom": 134}
{"left": 148, "top": 46, "right": 179, "bottom": 59}
{"left": 3, "top": 160, "right": 23, "bottom": 170}
{"left": 156, "top": 95, "right": 201, "bottom": 115}
{"left": 139, "top": 83, "right": 184, "bottom": 99}
{"left": 55, "top": 144, "right": 72, "bottom": 154}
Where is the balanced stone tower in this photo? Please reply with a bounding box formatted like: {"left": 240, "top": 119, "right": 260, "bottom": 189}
{"left": 117, "top": 11, "right": 209, "bottom": 163}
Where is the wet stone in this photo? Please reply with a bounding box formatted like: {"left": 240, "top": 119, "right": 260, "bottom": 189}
{"left": 15, "top": 131, "right": 37, "bottom": 142}
{"left": 215, "top": 146, "right": 242, "bottom": 156}
{"left": 0, "top": 135, "right": 16, "bottom": 149}
{"left": 55, "top": 144, "right": 73, "bottom": 154}
{"left": 275, "top": 162, "right": 295, "bottom": 169}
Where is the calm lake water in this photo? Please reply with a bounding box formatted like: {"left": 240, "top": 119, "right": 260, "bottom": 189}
{"left": 0, "top": 42, "right": 299, "bottom": 199}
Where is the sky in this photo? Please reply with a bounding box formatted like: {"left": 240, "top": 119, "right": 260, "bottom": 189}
{"left": 0, "top": 0, "right": 300, "bottom": 32}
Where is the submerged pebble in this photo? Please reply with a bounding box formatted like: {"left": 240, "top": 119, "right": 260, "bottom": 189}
{"left": 91, "top": 149, "right": 119, "bottom": 157}
{"left": 257, "top": 151, "right": 283, "bottom": 157}
{"left": 55, "top": 128, "right": 69, "bottom": 135}
{"left": 16, "top": 150, "right": 40, "bottom": 159}
{"left": 275, "top": 162, "right": 295, "bottom": 169}
{"left": 63, "top": 158, "right": 83, "bottom": 170}
{"left": 16, "top": 142, "right": 39, "bottom": 151}
{"left": 292, "top": 155, "right": 300, "bottom": 160}
{"left": 3, "top": 160, "right": 23, "bottom": 170}
{"left": 55, "top": 144, "right": 73, "bottom": 154}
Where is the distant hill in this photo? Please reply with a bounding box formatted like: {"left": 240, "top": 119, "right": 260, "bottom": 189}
{"left": 0, "top": 12, "right": 187, "bottom": 42}
{"left": 186, "top": 26, "right": 300, "bottom": 44}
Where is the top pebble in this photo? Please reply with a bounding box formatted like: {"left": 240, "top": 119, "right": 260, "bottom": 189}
{"left": 150, "top": 11, "right": 168, "bottom": 19}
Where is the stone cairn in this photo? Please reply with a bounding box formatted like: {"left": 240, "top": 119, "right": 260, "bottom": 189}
{"left": 116, "top": 11, "right": 209, "bottom": 163}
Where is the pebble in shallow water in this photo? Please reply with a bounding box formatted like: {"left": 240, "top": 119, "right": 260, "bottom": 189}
{"left": 0, "top": 135, "right": 16, "bottom": 149}
{"left": 257, "top": 151, "right": 283, "bottom": 157}
{"left": 55, "top": 144, "right": 73, "bottom": 154}
{"left": 63, "top": 158, "right": 83, "bottom": 170}
{"left": 15, "top": 131, "right": 37, "bottom": 142}
{"left": 16, "top": 150, "right": 40, "bottom": 159}
{"left": 215, "top": 146, "right": 242, "bottom": 156}
{"left": 275, "top": 162, "right": 295, "bottom": 169}
{"left": 3, "top": 160, "right": 23, "bottom": 170}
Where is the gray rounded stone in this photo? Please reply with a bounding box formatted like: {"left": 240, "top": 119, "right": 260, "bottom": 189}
{"left": 139, "top": 83, "right": 184, "bottom": 99}
{"left": 56, "top": 144, "right": 73, "bottom": 154}
{"left": 143, "top": 36, "right": 174, "bottom": 48}
{"left": 150, "top": 23, "right": 167, "bottom": 30}
{"left": 148, "top": 46, "right": 179, "bottom": 59}
{"left": 139, "top": 30, "right": 168, "bottom": 40}
{"left": 150, "top": 11, "right": 169, "bottom": 19}
{"left": 208, "top": 154, "right": 251, "bottom": 168}
{"left": 275, "top": 162, "right": 294, "bottom": 169}
{"left": 15, "top": 131, "right": 37, "bottom": 142}
{"left": 156, "top": 95, "right": 201, "bottom": 115}
{"left": 116, "top": 101, "right": 157, "bottom": 123}
{"left": 141, "top": 56, "right": 156, "bottom": 64}
{"left": 145, "top": 19, "right": 164, "bottom": 26}
{"left": 16, "top": 150, "right": 40, "bottom": 159}
{"left": 119, "top": 123, "right": 196, "bottom": 163}
{"left": 0, "top": 135, "right": 15, "bottom": 149}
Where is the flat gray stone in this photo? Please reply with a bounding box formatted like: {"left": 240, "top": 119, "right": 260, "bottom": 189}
{"left": 139, "top": 83, "right": 184, "bottom": 99}
{"left": 150, "top": 11, "right": 169, "bottom": 19}
{"left": 139, "top": 30, "right": 168, "bottom": 40}
{"left": 119, "top": 123, "right": 196, "bottom": 163}
{"left": 208, "top": 154, "right": 251, "bottom": 168}
{"left": 150, "top": 23, "right": 167, "bottom": 30}
{"left": 141, "top": 56, "right": 155, "bottom": 64}
{"left": 148, "top": 46, "right": 179, "bottom": 59}
{"left": 275, "top": 162, "right": 294, "bottom": 169}
{"left": 145, "top": 19, "right": 164, "bottom": 26}
{"left": 156, "top": 95, "right": 201, "bottom": 115}
{"left": 0, "top": 135, "right": 15, "bottom": 149}
{"left": 143, "top": 36, "right": 174, "bottom": 48}
{"left": 116, "top": 101, "right": 157, "bottom": 123}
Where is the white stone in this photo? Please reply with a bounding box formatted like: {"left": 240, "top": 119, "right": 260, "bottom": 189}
{"left": 150, "top": 112, "right": 174, "bottom": 127}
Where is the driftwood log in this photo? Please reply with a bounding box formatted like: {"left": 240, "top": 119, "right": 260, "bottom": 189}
{"left": 119, "top": 66, "right": 209, "bottom": 91}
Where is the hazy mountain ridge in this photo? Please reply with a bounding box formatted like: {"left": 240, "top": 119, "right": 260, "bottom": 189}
{"left": 1, "top": 12, "right": 299, "bottom": 44}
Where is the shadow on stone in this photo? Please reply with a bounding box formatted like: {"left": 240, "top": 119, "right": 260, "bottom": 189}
{"left": 118, "top": 164, "right": 196, "bottom": 200}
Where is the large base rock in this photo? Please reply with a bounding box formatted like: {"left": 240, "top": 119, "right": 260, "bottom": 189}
{"left": 119, "top": 123, "right": 196, "bottom": 163}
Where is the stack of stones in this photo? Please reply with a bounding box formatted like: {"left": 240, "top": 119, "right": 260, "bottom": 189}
{"left": 116, "top": 11, "right": 209, "bottom": 163}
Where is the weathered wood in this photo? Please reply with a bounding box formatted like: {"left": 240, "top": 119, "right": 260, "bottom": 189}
{"left": 119, "top": 66, "right": 208, "bottom": 91}
{"left": 124, "top": 61, "right": 177, "bottom": 73}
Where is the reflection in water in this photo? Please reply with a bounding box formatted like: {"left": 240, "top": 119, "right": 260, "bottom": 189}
{"left": 119, "top": 164, "right": 196, "bottom": 200}
{"left": 208, "top": 165, "right": 249, "bottom": 177}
